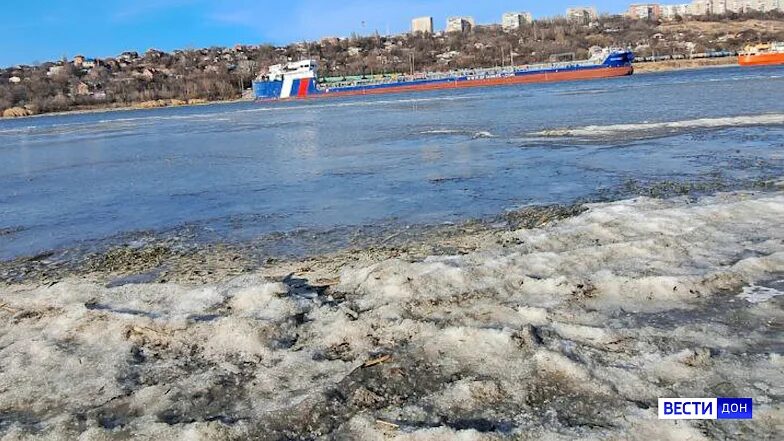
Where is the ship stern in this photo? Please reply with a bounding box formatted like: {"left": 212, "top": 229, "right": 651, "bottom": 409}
{"left": 253, "top": 81, "right": 284, "bottom": 100}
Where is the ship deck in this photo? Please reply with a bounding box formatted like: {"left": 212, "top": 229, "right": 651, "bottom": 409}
{"left": 320, "top": 60, "right": 610, "bottom": 93}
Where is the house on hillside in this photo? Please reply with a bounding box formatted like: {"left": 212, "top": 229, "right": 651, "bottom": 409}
{"left": 119, "top": 51, "right": 139, "bottom": 63}
{"left": 131, "top": 68, "right": 156, "bottom": 81}
{"left": 73, "top": 55, "right": 98, "bottom": 69}
{"left": 321, "top": 36, "right": 341, "bottom": 45}
{"left": 145, "top": 49, "right": 165, "bottom": 59}
{"left": 47, "top": 64, "right": 65, "bottom": 76}
{"left": 74, "top": 81, "right": 91, "bottom": 96}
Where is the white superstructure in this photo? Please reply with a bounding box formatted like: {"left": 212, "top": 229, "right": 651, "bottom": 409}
{"left": 263, "top": 60, "right": 317, "bottom": 82}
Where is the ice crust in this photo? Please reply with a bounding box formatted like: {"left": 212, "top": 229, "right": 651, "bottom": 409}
{"left": 1, "top": 191, "right": 783, "bottom": 440}
{"left": 534, "top": 113, "right": 784, "bottom": 138}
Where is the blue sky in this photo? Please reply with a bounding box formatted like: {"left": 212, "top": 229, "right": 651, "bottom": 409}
{"left": 1, "top": 1, "right": 630, "bottom": 67}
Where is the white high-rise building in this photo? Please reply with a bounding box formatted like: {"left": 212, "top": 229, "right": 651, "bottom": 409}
{"left": 726, "top": 0, "right": 745, "bottom": 11}
{"left": 446, "top": 17, "right": 475, "bottom": 33}
{"left": 628, "top": 3, "right": 662, "bottom": 19}
{"left": 502, "top": 12, "right": 534, "bottom": 30}
{"left": 755, "top": 0, "right": 784, "bottom": 12}
{"left": 660, "top": 4, "right": 692, "bottom": 19}
{"left": 411, "top": 17, "right": 434, "bottom": 34}
{"left": 566, "top": 6, "right": 599, "bottom": 22}
{"left": 689, "top": 0, "right": 712, "bottom": 15}
{"left": 691, "top": 0, "right": 781, "bottom": 14}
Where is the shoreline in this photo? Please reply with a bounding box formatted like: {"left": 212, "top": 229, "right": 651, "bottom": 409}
{"left": 1, "top": 176, "right": 779, "bottom": 288}
{"left": 0, "top": 97, "right": 252, "bottom": 121}
{"left": 0, "top": 203, "right": 588, "bottom": 288}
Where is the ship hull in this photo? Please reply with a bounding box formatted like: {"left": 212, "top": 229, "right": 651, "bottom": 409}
{"left": 253, "top": 50, "right": 635, "bottom": 101}
{"left": 314, "top": 66, "right": 633, "bottom": 99}
{"left": 739, "top": 53, "right": 784, "bottom": 66}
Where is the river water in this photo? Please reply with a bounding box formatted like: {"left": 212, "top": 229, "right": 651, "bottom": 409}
{"left": 1, "top": 65, "right": 784, "bottom": 260}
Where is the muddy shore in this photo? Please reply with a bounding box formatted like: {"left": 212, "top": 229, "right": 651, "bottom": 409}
{"left": 1, "top": 176, "right": 776, "bottom": 288}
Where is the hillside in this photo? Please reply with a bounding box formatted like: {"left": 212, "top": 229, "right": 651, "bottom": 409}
{"left": 1, "top": 13, "right": 783, "bottom": 117}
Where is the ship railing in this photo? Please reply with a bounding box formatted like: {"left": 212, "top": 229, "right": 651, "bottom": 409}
{"left": 316, "top": 55, "right": 615, "bottom": 90}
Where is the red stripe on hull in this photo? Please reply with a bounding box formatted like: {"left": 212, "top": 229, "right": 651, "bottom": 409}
{"left": 274, "top": 66, "right": 633, "bottom": 101}
{"left": 297, "top": 79, "right": 310, "bottom": 97}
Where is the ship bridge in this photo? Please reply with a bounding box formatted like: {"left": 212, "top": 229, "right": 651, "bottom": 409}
{"left": 254, "top": 60, "right": 319, "bottom": 99}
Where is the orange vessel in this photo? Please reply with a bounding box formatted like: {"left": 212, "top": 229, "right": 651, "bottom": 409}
{"left": 739, "top": 42, "right": 784, "bottom": 66}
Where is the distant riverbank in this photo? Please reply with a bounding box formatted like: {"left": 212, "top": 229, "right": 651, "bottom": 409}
{"left": 1, "top": 58, "right": 750, "bottom": 120}
{"left": 1, "top": 97, "right": 251, "bottom": 120}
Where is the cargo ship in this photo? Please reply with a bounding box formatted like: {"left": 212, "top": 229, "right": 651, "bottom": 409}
{"left": 739, "top": 42, "right": 784, "bottom": 67}
{"left": 253, "top": 48, "right": 634, "bottom": 100}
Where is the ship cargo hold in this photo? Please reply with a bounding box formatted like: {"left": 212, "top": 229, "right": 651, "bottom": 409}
{"left": 739, "top": 42, "right": 784, "bottom": 67}
{"left": 253, "top": 48, "right": 634, "bottom": 101}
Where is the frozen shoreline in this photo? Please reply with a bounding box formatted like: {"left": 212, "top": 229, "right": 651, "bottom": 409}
{"left": 1, "top": 190, "right": 783, "bottom": 440}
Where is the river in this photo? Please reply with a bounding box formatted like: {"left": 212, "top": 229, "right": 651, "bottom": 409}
{"left": 1, "top": 65, "right": 783, "bottom": 260}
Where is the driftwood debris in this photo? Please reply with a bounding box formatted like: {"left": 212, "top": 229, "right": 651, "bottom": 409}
{"left": 375, "top": 419, "right": 400, "bottom": 429}
{"left": 0, "top": 303, "right": 19, "bottom": 313}
{"left": 361, "top": 354, "right": 391, "bottom": 368}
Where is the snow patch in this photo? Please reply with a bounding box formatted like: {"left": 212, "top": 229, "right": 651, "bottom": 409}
{"left": 534, "top": 113, "right": 784, "bottom": 138}
{"left": 2, "top": 190, "right": 783, "bottom": 439}
{"left": 738, "top": 282, "right": 784, "bottom": 303}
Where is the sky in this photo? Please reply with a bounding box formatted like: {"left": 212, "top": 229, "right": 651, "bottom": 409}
{"left": 0, "top": 1, "right": 632, "bottom": 67}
